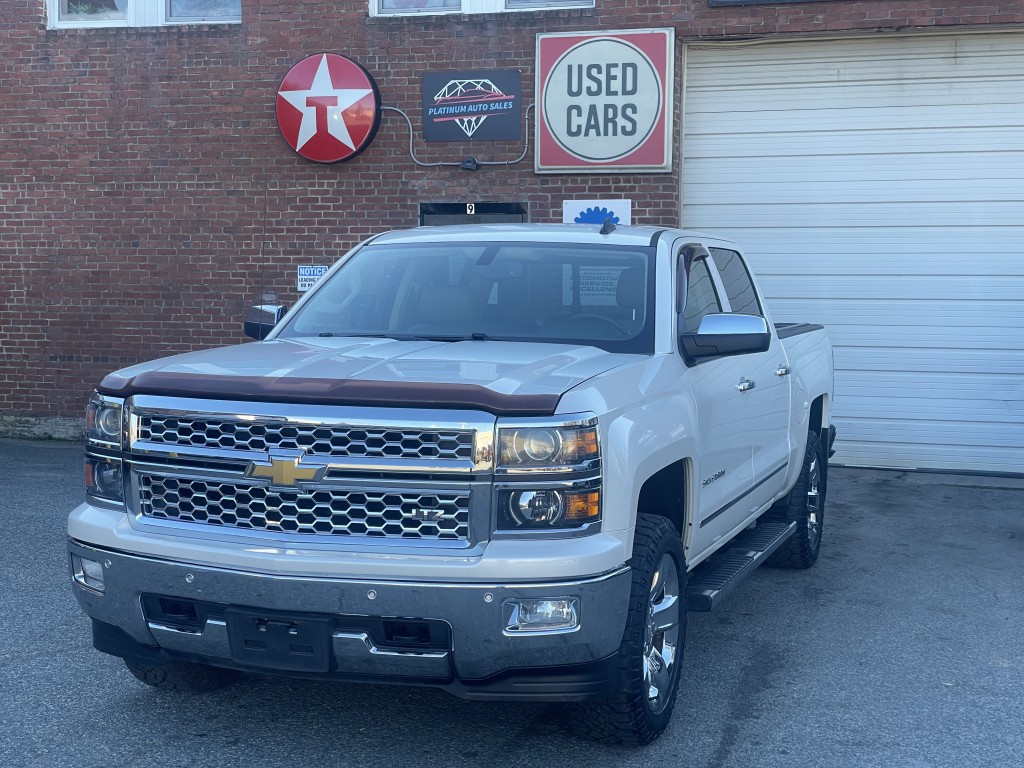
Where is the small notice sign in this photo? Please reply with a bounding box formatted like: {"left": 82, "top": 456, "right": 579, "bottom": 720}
{"left": 297, "top": 265, "right": 328, "bottom": 292}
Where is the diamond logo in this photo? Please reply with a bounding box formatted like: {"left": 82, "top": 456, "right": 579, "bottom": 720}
{"left": 454, "top": 114, "right": 488, "bottom": 138}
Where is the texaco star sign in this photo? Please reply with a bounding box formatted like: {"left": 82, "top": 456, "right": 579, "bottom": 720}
{"left": 276, "top": 53, "right": 382, "bottom": 164}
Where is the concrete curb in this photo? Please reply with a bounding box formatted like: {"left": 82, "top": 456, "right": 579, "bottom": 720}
{"left": 0, "top": 415, "right": 83, "bottom": 441}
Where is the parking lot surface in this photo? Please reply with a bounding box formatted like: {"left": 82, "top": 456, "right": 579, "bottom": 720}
{"left": 1, "top": 438, "right": 1022, "bottom": 768}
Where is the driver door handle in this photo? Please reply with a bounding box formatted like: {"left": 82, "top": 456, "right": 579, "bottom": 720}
{"left": 776, "top": 366, "right": 791, "bottom": 376}
{"left": 736, "top": 379, "right": 756, "bottom": 392}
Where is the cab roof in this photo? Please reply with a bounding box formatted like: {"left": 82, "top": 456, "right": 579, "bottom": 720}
{"left": 369, "top": 223, "right": 732, "bottom": 249}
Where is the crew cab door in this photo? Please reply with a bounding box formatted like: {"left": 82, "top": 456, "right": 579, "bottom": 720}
{"left": 677, "top": 247, "right": 756, "bottom": 557}
{"left": 708, "top": 247, "right": 791, "bottom": 506}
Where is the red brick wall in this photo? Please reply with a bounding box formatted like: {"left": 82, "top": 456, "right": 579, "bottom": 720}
{"left": 2, "top": 0, "right": 1022, "bottom": 425}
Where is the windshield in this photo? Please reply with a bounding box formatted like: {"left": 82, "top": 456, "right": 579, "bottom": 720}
{"left": 279, "top": 241, "right": 656, "bottom": 353}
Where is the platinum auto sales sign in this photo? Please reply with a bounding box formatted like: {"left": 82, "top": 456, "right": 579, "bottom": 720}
{"left": 536, "top": 29, "right": 674, "bottom": 174}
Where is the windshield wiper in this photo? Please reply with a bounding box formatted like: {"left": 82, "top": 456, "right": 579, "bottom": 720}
{"left": 314, "top": 332, "right": 493, "bottom": 342}
{"left": 316, "top": 332, "right": 421, "bottom": 340}
{"left": 409, "top": 332, "right": 492, "bottom": 342}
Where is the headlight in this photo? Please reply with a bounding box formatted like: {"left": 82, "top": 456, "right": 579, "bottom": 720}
{"left": 86, "top": 393, "right": 124, "bottom": 446}
{"left": 495, "top": 415, "right": 601, "bottom": 533}
{"left": 497, "top": 418, "right": 599, "bottom": 471}
{"left": 498, "top": 487, "right": 600, "bottom": 530}
{"left": 516, "top": 429, "right": 562, "bottom": 462}
{"left": 85, "top": 455, "right": 125, "bottom": 504}
{"left": 508, "top": 489, "right": 566, "bottom": 525}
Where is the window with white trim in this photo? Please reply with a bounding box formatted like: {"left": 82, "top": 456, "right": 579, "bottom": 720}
{"left": 372, "top": 0, "right": 593, "bottom": 16}
{"left": 48, "top": 0, "right": 241, "bottom": 29}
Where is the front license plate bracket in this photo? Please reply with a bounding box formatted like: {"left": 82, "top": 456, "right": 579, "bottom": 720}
{"left": 225, "top": 608, "right": 331, "bottom": 673}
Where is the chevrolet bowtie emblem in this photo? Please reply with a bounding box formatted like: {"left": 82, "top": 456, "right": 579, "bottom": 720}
{"left": 245, "top": 451, "right": 323, "bottom": 487}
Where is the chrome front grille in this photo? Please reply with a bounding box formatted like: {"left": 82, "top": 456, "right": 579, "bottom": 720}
{"left": 138, "top": 474, "right": 471, "bottom": 541}
{"left": 138, "top": 415, "right": 474, "bottom": 461}
{"left": 127, "top": 398, "right": 493, "bottom": 546}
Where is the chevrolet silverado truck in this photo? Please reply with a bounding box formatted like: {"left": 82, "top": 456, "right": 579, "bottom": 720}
{"left": 69, "top": 223, "right": 834, "bottom": 744}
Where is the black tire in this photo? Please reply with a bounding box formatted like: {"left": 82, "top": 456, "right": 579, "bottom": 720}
{"left": 124, "top": 659, "right": 241, "bottom": 693}
{"left": 570, "top": 514, "right": 686, "bottom": 745}
{"left": 766, "top": 430, "right": 825, "bottom": 569}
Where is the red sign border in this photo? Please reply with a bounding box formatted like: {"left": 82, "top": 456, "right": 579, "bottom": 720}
{"left": 535, "top": 29, "right": 675, "bottom": 175}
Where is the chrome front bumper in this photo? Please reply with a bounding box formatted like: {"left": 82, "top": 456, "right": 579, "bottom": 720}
{"left": 69, "top": 539, "right": 632, "bottom": 699}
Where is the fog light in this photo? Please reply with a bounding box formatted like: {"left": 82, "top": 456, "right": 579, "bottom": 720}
{"left": 503, "top": 598, "right": 579, "bottom": 634}
{"left": 71, "top": 555, "right": 105, "bottom": 592}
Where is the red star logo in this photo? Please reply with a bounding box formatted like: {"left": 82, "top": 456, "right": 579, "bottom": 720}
{"left": 276, "top": 54, "right": 381, "bottom": 164}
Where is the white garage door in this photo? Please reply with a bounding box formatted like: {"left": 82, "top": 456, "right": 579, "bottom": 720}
{"left": 682, "top": 33, "right": 1024, "bottom": 474}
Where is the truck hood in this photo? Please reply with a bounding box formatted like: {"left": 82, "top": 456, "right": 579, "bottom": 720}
{"left": 98, "top": 338, "right": 643, "bottom": 416}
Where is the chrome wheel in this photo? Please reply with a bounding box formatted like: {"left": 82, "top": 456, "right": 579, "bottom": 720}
{"left": 571, "top": 515, "right": 685, "bottom": 744}
{"left": 767, "top": 430, "right": 825, "bottom": 570}
{"left": 643, "top": 553, "right": 681, "bottom": 714}
{"left": 807, "top": 455, "right": 822, "bottom": 547}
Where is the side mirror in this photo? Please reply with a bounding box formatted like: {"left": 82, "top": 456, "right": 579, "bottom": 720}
{"left": 680, "top": 313, "right": 770, "bottom": 361}
{"left": 244, "top": 304, "right": 288, "bottom": 340}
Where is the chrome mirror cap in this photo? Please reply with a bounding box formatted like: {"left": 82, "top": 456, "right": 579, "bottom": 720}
{"left": 243, "top": 304, "right": 288, "bottom": 340}
{"left": 680, "top": 313, "right": 771, "bottom": 362}
{"left": 696, "top": 313, "right": 769, "bottom": 336}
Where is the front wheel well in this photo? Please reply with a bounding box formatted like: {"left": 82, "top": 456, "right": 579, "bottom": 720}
{"left": 636, "top": 459, "right": 687, "bottom": 535}
{"left": 809, "top": 396, "right": 824, "bottom": 435}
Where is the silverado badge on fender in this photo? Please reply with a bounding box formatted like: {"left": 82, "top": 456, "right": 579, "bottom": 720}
{"left": 702, "top": 469, "right": 726, "bottom": 488}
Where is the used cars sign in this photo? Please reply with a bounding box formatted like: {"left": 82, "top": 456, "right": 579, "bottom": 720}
{"left": 536, "top": 29, "right": 674, "bottom": 174}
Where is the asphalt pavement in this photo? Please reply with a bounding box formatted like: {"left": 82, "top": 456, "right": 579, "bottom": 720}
{"left": 1, "top": 438, "right": 1022, "bottom": 768}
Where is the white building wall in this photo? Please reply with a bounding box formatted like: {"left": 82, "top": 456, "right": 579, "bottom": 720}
{"left": 682, "top": 33, "right": 1024, "bottom": 473}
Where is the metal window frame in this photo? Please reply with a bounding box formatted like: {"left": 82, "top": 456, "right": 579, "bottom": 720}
{"left": 47, "top": 0, "right": 241, "bottom": 29}
{"left": 164, "top": 0, "right": 242, "bottom": 23}
{"left": 371, "top": 0, "right": 593, "bottom": 16}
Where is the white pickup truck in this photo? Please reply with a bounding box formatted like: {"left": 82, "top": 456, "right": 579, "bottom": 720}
{"left": 69, "top": 223, "right": 834, "bottom": 744}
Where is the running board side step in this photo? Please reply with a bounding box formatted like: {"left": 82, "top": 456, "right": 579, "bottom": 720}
{"left": 686, "top": 520, "right": 797, "bottom": 612}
